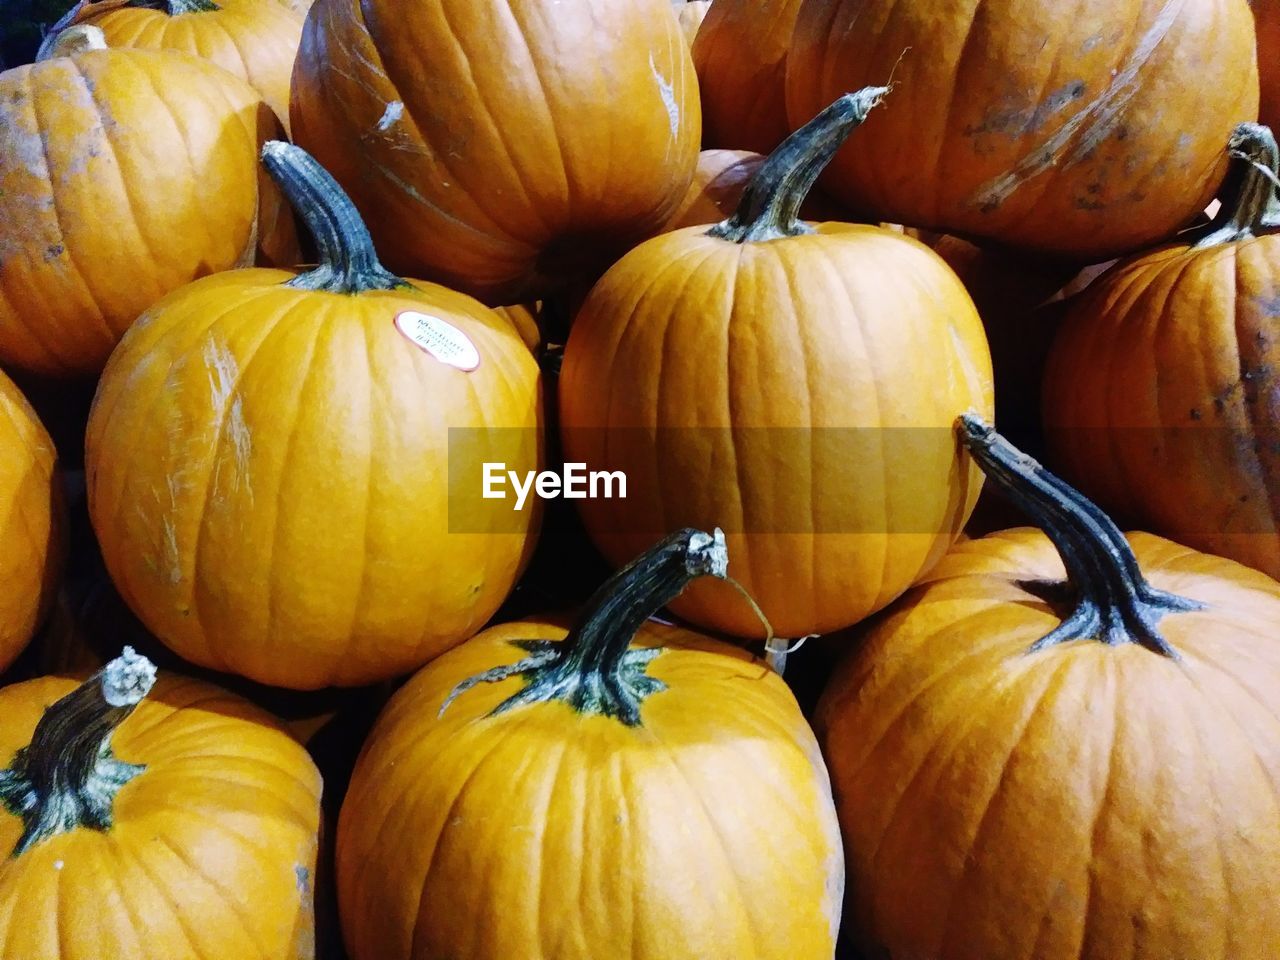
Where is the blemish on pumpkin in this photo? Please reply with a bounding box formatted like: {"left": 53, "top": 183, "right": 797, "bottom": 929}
{"left": 161, "top": 515, "right": 182, "bottom": 586}
{"left": 649, "top": 53, "right": 679, "bottom": 140}
{"left": 294, "top": 865, "right": 310, "bottom": 893}
{"left": 376, "top": 100, "right": 404, "bottom": 132}
{"left": 44, "top": 243, "right": 63, "bottom": 261}
{"left": 52, "top": 860, "right": 64, "bottom": 871}
{"left": 202, "top": 339, "right": 253, "bottom": 499}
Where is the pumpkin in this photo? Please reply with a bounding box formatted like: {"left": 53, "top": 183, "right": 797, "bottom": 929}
{"left": 492, "top": 302, "right": 544, "bottom": 354}
{"left": 0, "top": 372, "right": 65, "bottom": 676}
{"left": 85, "top": 142, "right": 543, "bottom": 690}
{"left": 39, "top": 0, "right": 305, "bottom": 133}
{"left": 692, "top": 0, "right": 805, "bottom": 154}
{"left": 559, "top": 90, "right": 994, "bottom": 639}
{"left": 336, "top": 528, "right": 844, "bottom": 960}
{"left": 290, "top": 0, "right": 700, "bottom": 305}
{"left": 673, "top": 0, "right": 710, "bottom": 47}
{"left": 785, "top": 0, "right": 1259, "bottom": 261}
{"left": 0, "top": 26, "right": 297, "bottom": 378}
{"left": 0, "top": 647, "right": 322, "bottom": 958}
{"left": 819, "top": 414, "right": 1280, "bottom": 960}
{"left": 1043, "top": 122, "right": 1280, "bottom": 581}
{"left": 1260, "top": 1, "right": 1280, "bottom": 132}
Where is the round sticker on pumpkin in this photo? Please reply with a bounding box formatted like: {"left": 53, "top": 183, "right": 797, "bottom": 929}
{"left": 394, "top": 311, "right": 481, "bottom": 371}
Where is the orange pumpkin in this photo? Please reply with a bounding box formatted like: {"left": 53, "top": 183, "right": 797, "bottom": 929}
{"left": 692, "top": 0, "right": 806, "bottom": 154}
{"left": 336, "top": 529, "right": 844, "bottom": 960}
{"left": 0, "top": 26, "right": 297, "bottom": 378}
{"left": 560, "top": 90, "right": 993, "bottom": 639}
{"left": 0, "top": 648, "right": 322, "bottom": 957}
{"left": 290, "top": 0, "right": 700, "bottom": 305}
{"left": 1260, "top": 1, "right": 1280, "bottom": 132}
{"left": 820, "top": 415, "right": 1280, "bottom": 960}
{"left": 0, "top": 373, "right": 65, "bottom": 676}
{"left": 785, "top": 0, "right": 1259, "bottom": 261}
{"left": 85, "top": 142, "right": 543, "bottom": 690}
{"left": 1043, "top": 123, "right": 1280, "bottom": 581}
{"left": 40, "top": 0, "right": 305, "bottom": 133}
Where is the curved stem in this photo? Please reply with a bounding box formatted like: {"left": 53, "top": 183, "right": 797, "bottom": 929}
{"left": 0, "top": 647, "right": 157, "bottom": 858}
{"left": 1195, "top": 123, "right": 1280, "bottom": 248}
{"left": 440, "top": 528, "right": 729, "bottom": 726}
{"left": 260, "top": 141, "right": 407, "bottom": 295}
{"left": 956, "top": 415, "right": 1202, "bottom": 657}
{"left": 708, "top": 86, "right": 888, "bottom": 243}
{"left": 36, "top": 22, "right": 108, "bottom": 60}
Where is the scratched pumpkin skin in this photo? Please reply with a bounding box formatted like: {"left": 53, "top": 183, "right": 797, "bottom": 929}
{"left": 290, "top": 0, "right": 700, "bottom": 305}
{"left": 785, "top": 0, "right": 1258, "bottom": 260}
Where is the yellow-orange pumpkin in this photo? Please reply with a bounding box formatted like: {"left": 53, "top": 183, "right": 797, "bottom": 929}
{"left": 560, "top": 91, "right": 993, "bottom": 639}
{"left": 0, "top": 26, "right": 296, "bottom": 377}
{"left": 291, "top": 0, "right": 700, "bottom": 305}
{"left": 337, "top": 529, "right": 844, "bottom": 960}
{"left": 820, "top": 415, "right": 1280, "bottom": 960}
{"left": 0, "top": 648, "right": 322, "bottom": 958}
{"left": 86, "top": 143, "right": 543, "bottom": 689}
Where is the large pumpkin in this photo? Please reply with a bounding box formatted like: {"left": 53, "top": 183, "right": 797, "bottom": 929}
{"left": 0, "top": 26, "right": 296, "bottom": 378}
{"left": 0, "top": 648, "right": 322, "bottom": 958}
{"left": 86, "top": 143, "right": 543, "bottom": 690}
{"left": 785, "top": 0, "right": 1259, "bottom": 260}
{"left": 290, "top": 0, "right": 700, "bottom": 305}
{"left": 0, "top": 372, "right": 65, "bottom": 676}
{"left": 560, "top": 90, "right": 994, "bottom": 639}
{"left": 820, "top": 415, "right": 1280, "bottom": 960}
{"left": 1043, "top": 123, "right": 1280, "bottom": 580}
{"left": 336, "top": 528, "right": 844, "bottom": 960}
{"left": 42, "top": 0, "right": 306, "bottom": 134}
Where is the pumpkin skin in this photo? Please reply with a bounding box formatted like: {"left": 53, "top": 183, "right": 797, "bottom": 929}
{"left": 560, "top": 93, "right": 994, "bottom": 639}
{"left": 336, "top": 530, "right": 844, "bottom": 960}
{"left": 820, "top": 418, "right": 1280, "bottom": 960}
{"left": 785, "top": 0, "right": 1259, "bottom": 261}
{"left": 0, "top": 651, "right": 322, "bottom": 959}
{"left": 673, "top": 0, "right": 710, "bottom": 47}
{"left": 85, "top": 144, "right": 543, "bottom": 690}
{"left": 0, "top": 372, "right": 65, "bottom": 676}
{"left": 0, "top": 29, "right": 297, "bottom": 378}
{"left": 56, "top": 0, "right": 306, "bottom": 135}
{"left": 1260, "top": 1, "right": 1280, "bottom": 132}
{"left": 1043, "top": 123, "right": 1280, "bottom": 580}
{"left": 290, "top": 0, "right": 701, "bottom": 305}
{"left": 692, "top": 0, "right": 806, "bottom": 154}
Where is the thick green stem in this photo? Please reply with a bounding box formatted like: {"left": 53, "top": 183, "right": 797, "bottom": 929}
{"left": 440, "top": 528, "right": 729, "bottom": 726}
{"left": 1195, "top": 123, "right": 1280, "bottom": 247}
{"left": 260, "top": 141, "right": 407, "bottom": 295}
{"left": 0, "top": 648, "right": 157, "bottom": 858}
{"left": 956, "top": 415, "right": 1202, "bottom": 657}
{"left": 707, "top": 87, "right": 888, "bottom": 243}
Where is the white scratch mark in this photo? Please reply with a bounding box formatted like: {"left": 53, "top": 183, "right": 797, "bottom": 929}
{"left": 202, "top": 339, "right": 253, "bottom": 501}
{"left": 161, "top": 515, "right": 182, "bottom": 586}
{"left": 377, "top": 100, "right": 404, "bottom": 132}
{"left": 650, "top": 52, "right": 679, "bottom": 140}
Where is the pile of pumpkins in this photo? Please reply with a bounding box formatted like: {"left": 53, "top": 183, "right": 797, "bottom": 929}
{"left": 1, "top": 0, "right": 1279, "bottom": 958}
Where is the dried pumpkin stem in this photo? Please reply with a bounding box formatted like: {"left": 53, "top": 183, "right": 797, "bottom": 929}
{"left": 440, "top": 528, "right": 730, "bottom": 726}
{"left": 956, "top": 415, "right": 1202, "bottom": 658}
{"left": 260, "top": 141, "right": 408, "bottom": 295}
{"left": 0, "top": 647, "right": 157, "bottom": 858}
{"left": 1195, "top": 123, "right": 1280, "bottom": 248}
{"left": 36, "top": 23, "right": 108, "bottom": 61}
{"left": 707, "top": 86, "right": 889, "bottom": 243}
{"left": 163, "top": 0, "right": 221, "bottom": 12}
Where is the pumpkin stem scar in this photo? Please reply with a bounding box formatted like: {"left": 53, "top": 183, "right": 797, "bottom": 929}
{"left": 0, "top": 647, "right": 157, "bottom": 858}
{"left": 1194, "top": 123, "right": 1280, "bottom": 248}
{"left": 260, "top": 141, "right": 409, "bottom": 295}
{"left": 956, "top": 414, "right": 1203, "bottom": 658}
{"left": 707, "top": 85, "right": 889, "bottom": 244}
{"left": 439, "top": 528, "right": 732, "bottom": 726}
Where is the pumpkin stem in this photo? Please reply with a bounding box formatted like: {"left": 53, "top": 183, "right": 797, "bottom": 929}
{"left": 440, "top": 528, "right": 729, "bottom": 726}
{"left": 260, "top": 141, "right": 407, "bottom": 295}
{"left": 1195, "top": 123, "right": 1280, "bottom": 248}
{"left": 163, "top": 0, "right": 221, "bottom": 12}
{"left": 707, "top": 86, "right": 889, "bottom": 243}
{"left": 0, "top": 647, "right": 156, "bottom": 858}
{"left": 36, "top": 23, "right": 108, "bottom": 60}
{"left": 956, "top": 415, "right": 1202, "bottom": 657}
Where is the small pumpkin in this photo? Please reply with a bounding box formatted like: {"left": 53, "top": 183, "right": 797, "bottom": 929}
{"left": 290, "top": 0, "right": 701, "bottom": 305}
{"left": 86, "top": 142, "right": 543, "bottom": 690}
{"left": 0, "top": 26, "right": 297, "bottom": 377}
{"left": 0, "top": 372, "right": 65, "bottom": 676}
{"left": 40, "top": 0, "right": 305, "bottom": 133}
{"left": 1043, "top": 123, "right": 1280, "bottom": 581}
{"left": 819, "top": 415, "right": 1280, "bottom": 960}
{"left": 0, "top": 648, "right": 322, "bottom": 957}
{"left": 336, "top": 528, "right": 844, "bottom": 960}
{"left": 560, "top": 90, "right": 994, "bottom": 639}
{"left": 785, "top": 0, "right": 1259, "bottom": 260}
